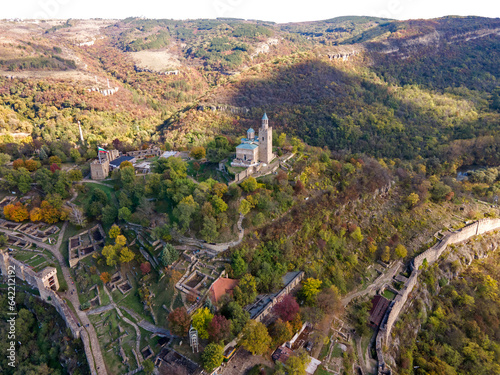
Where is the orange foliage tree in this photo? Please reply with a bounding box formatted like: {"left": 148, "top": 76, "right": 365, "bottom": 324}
{"left": 12, "top": 159, "right": 25, "bottom": 170}
{"left": 29, "top": 207, "right": 43, "bottom": 222}
{"left": 4, "top": 203, "right": 29, "bottom": 222}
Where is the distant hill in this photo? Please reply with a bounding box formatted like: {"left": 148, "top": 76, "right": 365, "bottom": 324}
{"left": 0, "top": 16, "right": 499, "bottom": 165}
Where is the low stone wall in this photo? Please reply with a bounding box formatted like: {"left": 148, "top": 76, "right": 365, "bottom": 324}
{"left": 376, "top": 218, "right": 500, "bottom": 374}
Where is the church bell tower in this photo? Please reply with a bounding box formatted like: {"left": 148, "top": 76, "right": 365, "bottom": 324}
{"left": 258, "top": 113, "right": 273, "bottom": 164}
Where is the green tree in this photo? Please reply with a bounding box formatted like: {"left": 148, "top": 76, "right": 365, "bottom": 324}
{"left": 350, "top": 227, "right": 363, "bottom": 243}
{"left": 17, "top": 167, "right": 33, "bottom": 194}
{"left": 142, "top": 359, "right": 155, "bottom": 375}
{"left": 202, "top": 343, "right": 224, "bottom": 372}
{"left": 118, "top": 207, "right": 132, "bottom": 222}
{"left": 0, "top": 152, "right": 10, "bottom": 165}
{"left": 221, "top": 301, "right": 250, "bottom": 336}
{"left": 102, "top": 205, "right": 117, "bottom": 225}
{"left": 231, "top": 254, "right": 247, "bottom": 278}
{"left": 234, "top": 274, "right": 257, "bottom": 306}
{"left": 192, "top": 307, "right": 214, "bottom": 340}
{"left": 240, "top": 320, "right": 272, "bottom": 355}
{"left": 174, "top": 195, "right": 199, "bottom": 232}
{"left": 211, "top": 196, "right": 228, "bottom": 213}
{"left": 201, "top": 216, "right": 219, "bottom": 243}
{"left": 120, "top": 165, "right": 135, "bottom": 185}
{"left": 68, "top": 169, "right": 83, "bottom": 182}
{"left": 161, "top": 244, "right": 179, "bottom": 267}
{"left": 70, "top": 148, "right": 82, "bottom": 163}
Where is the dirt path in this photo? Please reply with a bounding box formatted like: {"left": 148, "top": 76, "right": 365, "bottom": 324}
{"left": 175, "top": 213, "right": 245, "bottom": 252}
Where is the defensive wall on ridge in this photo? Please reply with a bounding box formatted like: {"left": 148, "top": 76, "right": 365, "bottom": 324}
{"left": 0, "top": 250, "right": 81, "bottom": 338}
{"left": 376, "top": 218, "right": 500, "bottom": 374}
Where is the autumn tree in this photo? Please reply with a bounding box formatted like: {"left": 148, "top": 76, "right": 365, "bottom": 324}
{"left": 395, "top": 244, "right": 408, "bottom": 259}
{"left": 140, "top": 262, "right": 152, "bottom": 274}
{"left": 406, "top": 192, "right": 420, "bottom": 208}
{"left": 208, "top": 315, "right": 232, "bottom": 344}
{"left": 120, "top": 161, "right": 133, "bottom": 169}
{"left": 270, "top": 318, "right": 293, "bottom": 347}
{"left": 24, "top": 159, "right": 40, "bottom": 172}
{"left": 285, "top": 350, "right": 309, "bottom": 375}
{"left": 192, "top": 307, "right": 214, "bottom": 340}
{"left": 381, "top": 246, "right": 391, "bottom": 263}
{"left": 240, "top": 320, "right": 272, "bottom": 355}
{"left": 316, "top": 286, "right": 343, "bottom": 316}
{"left": 238, "top": 199, "right": 253, "bottom": 215}
{"left": 212, "top": 183, "right": 228, "bottom": 198}
{"left": 119, "top": 247, "right": 135, "bottom": 264}
{"left": 30, "top": 207, "right": 42, "bottom": 222}
{"left": 4, "top": 202, "right": 29, "bottom": 222}
{"left": 109, "top": 224, "right": 121, "bottom": 239}
{"left": 100, "top": 272, "right": 111, "bottom": 284}
{"left": 168, "top": 307, "right": 191, "bottom": 337}
{"left": 48, "top": 156, "right": 62, "bottom": 166}
{"left": 102, "top": 245, "right": 118, "bottom": 267}
{"left": 240, "top": 176, "right": 258, "bottom": 192}
{"left": 273, "top": 295, "right": 300, "bottom": 322}
{"left": 350, "top": 227, "right": 363, "bottom": 243}
{"left": 301, "top": 278, "right": 322, "bottom": 305}
{"left": 202, "top": 343, "right": 224, "bottom": 372}
{"left": 12, "top": 159, "right": 25, "bottom": 170}
{"left": 190, "top": 146, "right": 206, "bottom": 160}
{"left": 68, "top": 169, "right": 83, "bottom": 182}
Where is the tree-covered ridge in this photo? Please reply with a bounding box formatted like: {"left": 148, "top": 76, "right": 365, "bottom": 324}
{"left": 207, "top": 49, "right": 499, "bottom": 162}
{"left": 0, "top": 291, "right": 90, "bottom": 375}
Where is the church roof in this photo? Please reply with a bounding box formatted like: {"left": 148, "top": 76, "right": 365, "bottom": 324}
{"left": 236, "top": 143, "right": 258, "bottom": 150}
{"left": 262, "top": 113, "right": 268, "bottom": 120}
{"left": 209, "top": 278, "right": 239, "bottom": 304}
{"left": 247, "top": 128, "right": 255, "bottom": 132}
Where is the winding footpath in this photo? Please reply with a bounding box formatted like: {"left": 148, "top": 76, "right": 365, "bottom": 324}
{"left": 176, "top": 213, "right": 245, "bottom": 252}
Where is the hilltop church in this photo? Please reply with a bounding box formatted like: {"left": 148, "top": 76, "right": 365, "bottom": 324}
{"left": 231, "top": 113, "right": 273, "bottom": 167}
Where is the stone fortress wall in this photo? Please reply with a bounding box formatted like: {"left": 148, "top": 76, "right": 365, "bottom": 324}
{"left": 0, "top": 250, "right": 81, "bottom": 338}
{"left": 376, "top": 218, "right": 500, "bottom": 374}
